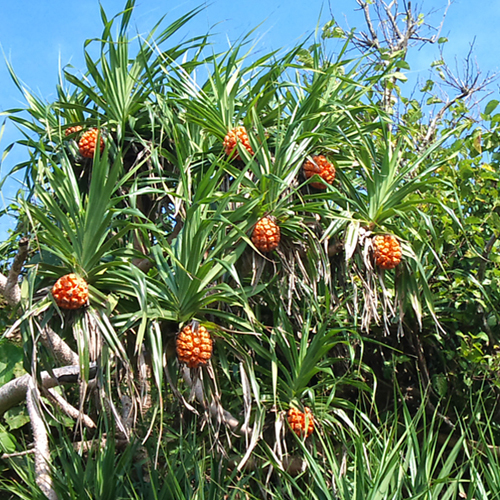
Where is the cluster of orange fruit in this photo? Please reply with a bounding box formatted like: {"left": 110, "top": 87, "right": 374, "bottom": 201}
{"left": 176, "top": 322, "right": 315, "bottom": 438}
{"left": 222, "top": 126, "right": 254, "bottom": 159}
{"left": 223, "top": 127, "right": 336, "bottom": 256}
{"left": 287, "top": 406, "right": 314, "bottom": 438}
{"left": 372, "top": 234, "right": 402, "bottom": 270}
{"left": 50, "top": 272, "right": 315, "bottom": 438}
{"left": 223, "top": 126, "right": 335, "bottom": 191}
{"left": 224, "top": 127, "right": 402, "bottom": 270}
{"left": 65, "top": 126, "right": 104, "bottom": 158}
{"left": 175, "top": 324, "right": 213, "bottom": 368}
{"left": 51, "top": 273, "right": 89, "bottom": 310}
{"left": 302, "top": 155, "right": 336, "bottom": 189}
{"left": 50, "top": 124, "right": 402, "bottom": 443}
{"left": 63, "top": 125, "right": 401, "bottom": 268}
{"left": 251, "top": 216, "right": 280, "bottom": 253}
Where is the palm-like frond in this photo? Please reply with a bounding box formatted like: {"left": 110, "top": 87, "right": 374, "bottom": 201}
{"left": 1, "top": 2, "right": 495, "bottom": 498}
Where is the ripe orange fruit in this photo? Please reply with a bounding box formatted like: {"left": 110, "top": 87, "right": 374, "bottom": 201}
{"left": 223, "top": 126, "right": 254, "bottom": 160}
{"left": 64, "top": 125, "right": 83, "bottom": 137}
{"left": 78, "top": 128, "right": 104, "bottom": 158}
{"left": 176, "top": 324, "right": 213, "bottom": 368}
{"left": 303, "top": 155, "right": 335, "bottom": 189}
{"left": 372, "top": 234, "right": 402, "bottom": 270}
{"left": 287, "top": 407, "right": 314, "bottom": 438}
{"left": 51, "top": 274, "right": 89, "bottom": 310}
{"left": 251, "top": 217, "right": 280, "bottom": 253}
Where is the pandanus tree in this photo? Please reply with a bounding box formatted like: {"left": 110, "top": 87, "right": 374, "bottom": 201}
{"left": 0, "top": 1, "right": 498, "bottom": 498}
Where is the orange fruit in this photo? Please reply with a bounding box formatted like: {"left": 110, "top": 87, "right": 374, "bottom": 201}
{"left": 176, "top": 324, "right": 213, "bottom": 368}
{"left": 372, "top": 234, "right": 402, "bottom": 270}
{"left": 251, "top": 217, "right": 280, "bottom": 253}
{"left": 78, "top": 128, "right": 104, "bottom": 158}
{"left": 287, "top": 407, "right": 314, "bottom": 438}
{"left": 303, "top": 155, "right": 335, "bottom": 189}
{"left": 64, "top": 125, "right": 83, "bottom": 137}
{"left": 51, "top": 274, "right": 89, "bottom": 310}
{"left": 223, "top": 126, "right": 254, "bottom": 160}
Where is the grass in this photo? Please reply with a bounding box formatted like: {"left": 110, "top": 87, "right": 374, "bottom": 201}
{"left": 1, "top": 391, "right": 499, "bottom": 500}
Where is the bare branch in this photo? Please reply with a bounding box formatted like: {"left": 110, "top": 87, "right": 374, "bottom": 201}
{"left": 351, "top": 0, "right": 452, "bottom": 55}
{"left": 44, "top": 387, "right": 96, "bottom": 430}
{"left": 421, "top": 43, "right": 497, "bottom": 146}
{"left": 38, "top": 325, "right": 79, "bottom": 366}
{"left": 0, "top": 364, "right": 97, "bottom": 416}
{"left": 71, "top": 436, "right": 129, "bottom": 454}
{"left": 1, "top": 449, "right": 35, "bottom": 459}
{"left": 0, "top": 237, "right": 29, "bottom": 307}
{"left": 421, "top": 89, "right": 470, "bottom": 146}
{"left": 356, "top": 0, "right": 381, "bottom": 49}
{"left": 428, "top": 0, "right": 452, "bottom": 44}
{"left": 26, "top": 376, "right": 58, "bottom": 500}
{"left": 401, "top": 1, "right": 416, "bottom": 51}
{"left": 348, "top": 0, "right": 455, "bottom": 116}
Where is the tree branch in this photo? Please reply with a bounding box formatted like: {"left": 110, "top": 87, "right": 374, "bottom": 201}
{"left": 384, "top": 0, "right": 405, "bottom": 46}
{"left": 1, "top": 449, "right": 34, "bottom": 459}
{"left": 421, "top": 44, "right": 497, "bottom": 147}
{"left": 44, "top": 387, "right": 96, "bottom": 430}
{"left": 350, "top": 0, "right": 452, "bottom": 55}
{"left": 38, "top": 325, "right": 79, "bottom": 366}
{"left": 0, "top": 237, "right": 29, "bottom": 307}
{"left": 0, "top": 364, "right": 97, "bottom": 416}
{"left": 421, "top": 89, "right": 470, "bottom": 146}
{"left": 478, "top": 233, "right": 498, "bottom": 282}
{"left": 26, "top": 376, "right": 58, "bottom": 500}
{"left": 356, "top": 0, "right": 381, "bottom": 49}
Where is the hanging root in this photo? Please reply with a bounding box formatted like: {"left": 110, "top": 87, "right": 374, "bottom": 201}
{"left": 182, "top": 366, "right": 251, "bottom": 437}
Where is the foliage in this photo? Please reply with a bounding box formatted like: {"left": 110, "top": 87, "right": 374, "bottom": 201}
{"left": 0, "top": 1, "right": 499, "bottom": 498}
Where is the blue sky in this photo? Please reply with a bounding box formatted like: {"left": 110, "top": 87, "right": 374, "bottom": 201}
{"left": 0, "top": 0, "right": 498, "bottom": 237}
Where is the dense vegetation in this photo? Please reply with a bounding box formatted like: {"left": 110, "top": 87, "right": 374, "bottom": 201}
{"left": 0, "top": 1, "right": 499, "bottom": 498}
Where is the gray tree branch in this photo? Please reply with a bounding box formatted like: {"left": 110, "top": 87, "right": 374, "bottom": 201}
{"left": 0, "top": 237, "right": 29, "bottom": 307}
{"left": 421, "top": 89, "right": 470, "bottom": 146}
{"left": 44, "top": 387, "right": 96, "bottom": 430}
{"left": 356, "top": 0, "right": 380, "bottom": 49}
{"left": 421, "top": 44, "right": 497, "bottom": 147}
{"left": 0, "top": 364, "right": 97, "bottom": 416}
{"left": 26, "top": 376, "right": 58, "bottom": 500}
{"left": 38, "top": 325, "right": 79, "bottom": 366}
